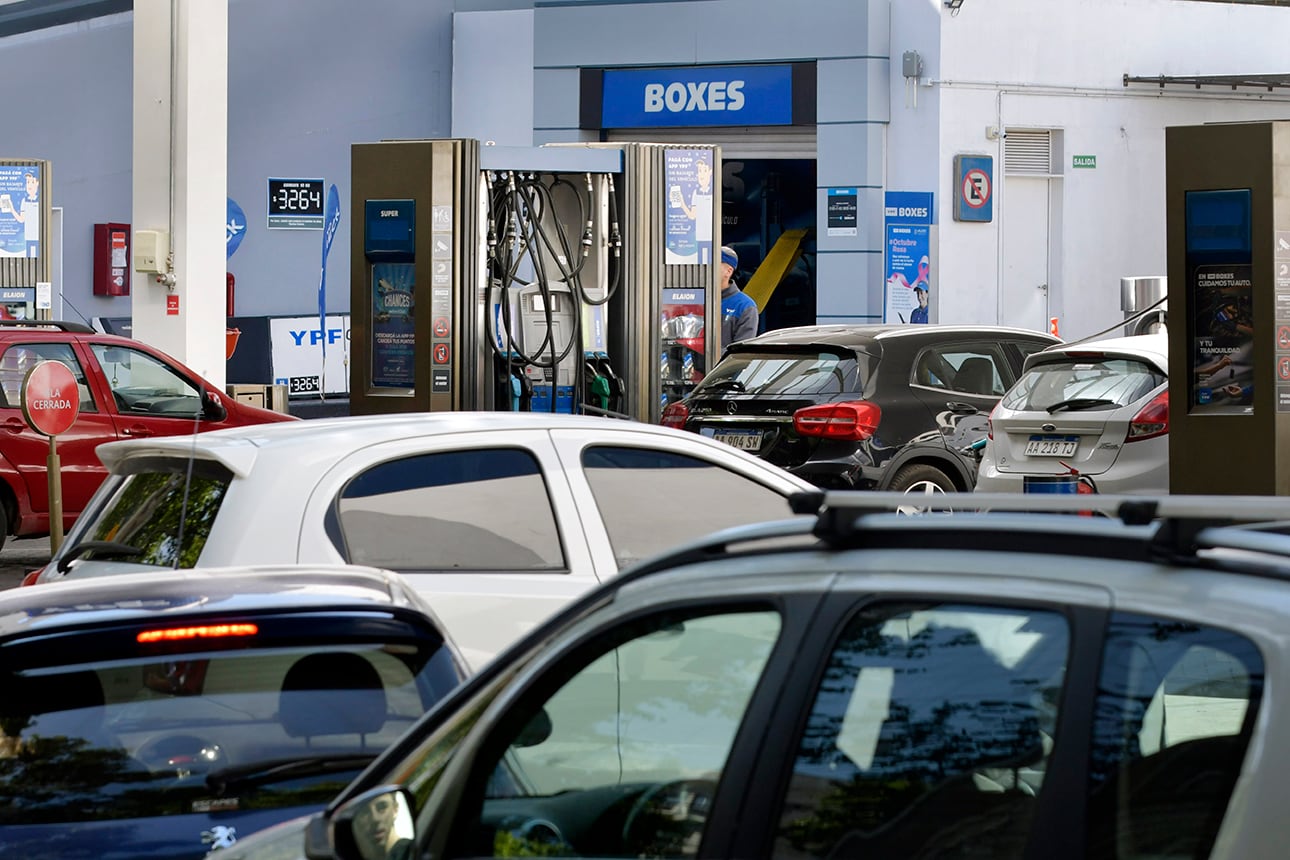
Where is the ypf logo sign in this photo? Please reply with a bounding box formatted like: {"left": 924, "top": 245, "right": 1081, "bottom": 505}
{"left": 953, "top": 155, "right": 994, "bottom": 223}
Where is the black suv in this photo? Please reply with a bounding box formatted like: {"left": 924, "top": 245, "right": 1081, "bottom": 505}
{"left": 662, "top": 324, "right": 1060, "bottom": 491}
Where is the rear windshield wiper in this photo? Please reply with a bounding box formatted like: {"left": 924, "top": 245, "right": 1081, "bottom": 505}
{"left": 1046, "top": 397, "right": 1119, "bottom": 414}
{"left": 57, "top": 540, "right": 145, "bottom": 573}
{"left": 207, "top": 754, "right": 378, "bottom": 795}
{"left": 700, "top": 378, "right": 746, "bottom": 392}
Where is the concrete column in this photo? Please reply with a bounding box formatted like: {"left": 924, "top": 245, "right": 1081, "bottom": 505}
{"left": 132, "top": 0, "right": 228, "bottom": 388}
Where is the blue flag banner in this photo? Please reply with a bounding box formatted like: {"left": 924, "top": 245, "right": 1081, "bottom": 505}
{"left": 319, "top": 184, "right": 341, "bottom": 362}
{"left": 226, "top": 198, "right": 246, "bottom": 259}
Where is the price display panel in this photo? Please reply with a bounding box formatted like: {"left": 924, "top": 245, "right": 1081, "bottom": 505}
{"left": 268, "top": 178, "right": 325, "bottom": 229}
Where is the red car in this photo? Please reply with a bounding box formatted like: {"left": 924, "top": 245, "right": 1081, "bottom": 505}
{"left": 0, "top": 320, "right": 295, "bottom": 546}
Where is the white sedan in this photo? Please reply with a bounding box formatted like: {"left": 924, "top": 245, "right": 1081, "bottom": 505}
{"left": 33, "top": 412, "right": 813, "bottom": 667}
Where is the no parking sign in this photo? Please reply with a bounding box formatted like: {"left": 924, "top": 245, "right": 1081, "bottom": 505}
{"left": 953, "top": 154, "right": 993, "bottom": 222}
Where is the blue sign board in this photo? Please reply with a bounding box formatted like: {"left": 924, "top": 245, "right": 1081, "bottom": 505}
{"left": 883, "top": 192, "right": 934, "bottom": 325}
{"left": 953, "top": 155, "right": 993, "bottom": 223}
{"left": 601, "top": 64, "right": 793, "bottom": 128}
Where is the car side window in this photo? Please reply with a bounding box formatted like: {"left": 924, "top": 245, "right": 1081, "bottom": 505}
{"left": 337, "top": 448, "right": 566, "bottom": 571}
{"left": 581, "top": 446, "right": 791, "bottom": 568}
{"left": 1086, "top": 613, "right": 1263, "bottom": 859}
{"left": 1008, "top": 338, "right": 1056, "bottom": 370}
{"left": 0, "top": 343, "right": 97, "bottom": 412}
{"left": 775, "top": 602, "right": 1070, "bottom": 859}
{"left": 447, "top": 608, "right": 782, "bottom": 859}
{"left": 913, "top": 345, "right": 1009, "bottom": 396}
{"left": 90, "top": 343, "right": 200, "bottom": 417}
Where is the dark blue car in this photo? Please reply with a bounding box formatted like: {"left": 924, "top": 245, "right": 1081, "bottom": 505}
{"left": 0, "top": 565, "right": 465, "bottom": 859}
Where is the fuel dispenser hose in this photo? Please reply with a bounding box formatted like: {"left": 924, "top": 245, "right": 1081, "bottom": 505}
{"left": 483, "top": 170, "right": 624, "bottom": 414}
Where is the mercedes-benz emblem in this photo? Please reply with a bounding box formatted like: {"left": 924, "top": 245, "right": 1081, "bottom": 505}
{"left": 1041, "top": 422, "right": 1056, "bottom": 432}
{"left": 727, "top": 401, "right": 738, "bottom": 415}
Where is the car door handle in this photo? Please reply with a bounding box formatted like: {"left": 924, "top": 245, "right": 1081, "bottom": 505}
{"left": 2, "top": 418, "right": 25, "bottom": 433}
{"left": 121, "top": 426, "right": 155, "bottom": 437}
{"left": 946, "top": 401, "right": 980, "bottom": 415}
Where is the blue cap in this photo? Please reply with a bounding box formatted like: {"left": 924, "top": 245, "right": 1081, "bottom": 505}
{"left": 720, "top": 246, "right": 738, "bottom": 269}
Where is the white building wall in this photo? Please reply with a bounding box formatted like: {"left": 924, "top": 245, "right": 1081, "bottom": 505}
{"left": 918, "top": 0, "right": 1290, "bottom": 340}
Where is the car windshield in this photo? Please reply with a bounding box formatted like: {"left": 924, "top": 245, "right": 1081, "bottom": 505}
{"left": 694, "top": 349, "right": 862, "bottom": 397}
{"left": 1001, "top": 357, "right": 1165, "bottom": 412}
{"left": 0, "top": 622, "right": 459, "bottom": 825}
{"left": 59, "top": 456, "right": 233, "bottom": 570}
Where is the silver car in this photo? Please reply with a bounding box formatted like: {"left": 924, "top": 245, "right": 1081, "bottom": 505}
{"left": 975, "top": 333, "right": 1168, "bottom": 494}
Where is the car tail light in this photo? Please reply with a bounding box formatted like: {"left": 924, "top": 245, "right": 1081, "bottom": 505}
{"left": 1126, "top": 390, "right": 1168, "bottom": 442}
{"left": 20, "top": 569, "right": 41, "bottom": 587}
{"left": 661, "top": 402, "right": 689, "bottom": 429}
{"left": 987, "top": 402, "right": 1000, "bottom": 441}
{"left": 137, "top": 623, "right": 259, "bottom": 644}
{"left": 793, "top": 401, "right": 882, "bottom": 441}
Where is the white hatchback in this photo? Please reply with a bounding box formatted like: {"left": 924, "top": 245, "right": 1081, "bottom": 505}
{"left": 31, "top": 412, "right": 814, "bottom": 667}
{"left": 974, "top": 333, "right": 1169, "bottom": 494}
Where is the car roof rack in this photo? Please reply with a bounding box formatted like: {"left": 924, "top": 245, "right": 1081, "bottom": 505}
{"left": 0, "top": 319, "right": 94, "bottom": 333}
{"left": 793, "top": 490, "right": 1290, "bottom": 563}
{"left": 622, "top": 491, "right": 1290, "bottom": 587}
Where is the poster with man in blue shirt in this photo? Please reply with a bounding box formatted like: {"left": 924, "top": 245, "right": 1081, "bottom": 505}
{"left": 0, "top": 166, "right": 39, "bottom": 257}
{"left": 665, "top": 149, "right": 714, "bottom": 265}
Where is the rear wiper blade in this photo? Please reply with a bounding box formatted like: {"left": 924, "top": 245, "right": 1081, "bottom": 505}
{"left": 57, "top": 540, "right": 144, "bottom": 573}
{"left": 207, "top": 754, "right": 377, "bottom": 795}
{"left": 701, "top": 379, "right": 746, "bottom": 392}
{"left": 1046, "top": 397, "right": 1118, "bottom": 414}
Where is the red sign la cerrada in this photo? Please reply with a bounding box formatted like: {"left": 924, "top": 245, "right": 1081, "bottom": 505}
{"left": 22, "top": 360, "right": 81, "bottom": 437}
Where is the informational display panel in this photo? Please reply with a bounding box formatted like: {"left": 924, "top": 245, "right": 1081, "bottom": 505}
{"left": 1185, "top": 189, "right": 1254, "bottom": 415}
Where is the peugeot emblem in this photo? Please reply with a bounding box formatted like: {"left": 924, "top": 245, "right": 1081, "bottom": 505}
{"left": 1041, "top": 422, "right": 1056, "bottom": 432}
{"left": 727, "top": 401, "right": 738, "bottom": 415}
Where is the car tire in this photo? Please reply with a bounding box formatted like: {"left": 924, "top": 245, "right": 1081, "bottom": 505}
{"left": 887, "top": 463, "right": 957, "bottom": 495}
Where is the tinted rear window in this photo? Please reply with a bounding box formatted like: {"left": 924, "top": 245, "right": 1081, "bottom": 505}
{"left": 0, "top": 616, "right": 460, "bottom": 825}
{"left": 1001, "top": 357, "right": 1165, "bottom": 412}
{"left": 695, "top": 350, "right": 863, "bottom": 397}
{"left": 72, "top": 458, "right": 233, "bottom": 568}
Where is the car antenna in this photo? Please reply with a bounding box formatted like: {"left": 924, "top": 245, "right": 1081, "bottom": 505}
{"left": 172, "top": 389, "right": 205, "bottom": 570}
{"left": 56, "top": 289, "right": 97, "bottom": 329}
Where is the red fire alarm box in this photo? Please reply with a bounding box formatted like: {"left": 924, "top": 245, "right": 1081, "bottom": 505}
{"left": 93, "top": 223, "right": 131, "bottom": 297}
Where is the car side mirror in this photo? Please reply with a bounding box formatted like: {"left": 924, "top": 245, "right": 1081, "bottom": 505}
{"left": 330, "top": 786, "right": 416, "bottom": 860}
{"left": 202, "top": 389, "right": 227, "bottom": 422}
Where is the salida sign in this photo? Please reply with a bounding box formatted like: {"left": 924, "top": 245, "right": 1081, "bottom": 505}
{"left": 22, "top": 360, "right": 79, "bottom": 436}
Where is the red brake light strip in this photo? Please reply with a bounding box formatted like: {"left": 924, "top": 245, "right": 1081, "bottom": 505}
{"left": 137, "top": 623, "right": 258, "bottom": 643}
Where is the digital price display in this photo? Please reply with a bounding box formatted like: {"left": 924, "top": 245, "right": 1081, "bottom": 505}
{"left": 267, "top": 178, "right": 325, "bottom": 229}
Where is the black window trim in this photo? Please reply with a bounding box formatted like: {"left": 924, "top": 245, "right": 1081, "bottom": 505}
{"left": 327, "top": 445, "right": 572, "bottom": 575}
{"left": 907, "top": 339, "right": 1014, "bottom": 397}
{"left": 736, "top": 591, "right": 1108, "bottom": 860}
{"left": 431, "top": 593, "right": 810, "bottom": 860}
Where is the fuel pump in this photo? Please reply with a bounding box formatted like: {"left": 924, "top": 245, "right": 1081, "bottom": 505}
{"left": 349, "top": 139, "right": 718, "bottom": 423}
{"left": 482, "top": 169, "right": 623, "bottom": 414}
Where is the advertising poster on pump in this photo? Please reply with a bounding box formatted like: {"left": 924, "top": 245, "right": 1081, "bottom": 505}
{"left": 664, "top": 149, "right": 714, "bottom": 266}
{"left": 1190, "top": 263, "right": 1253, "bottom": 414}
{"left": 0, "top": 164, "right": 40, "bottom": 257}
{"left": 372, "top": 262, "right": 416, "bottom": 388}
